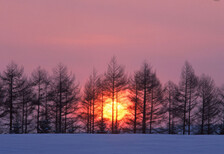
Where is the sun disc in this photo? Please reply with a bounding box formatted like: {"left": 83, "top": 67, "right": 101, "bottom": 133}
{"left": 103, "top": 101, "right": 127, "bottom": 121}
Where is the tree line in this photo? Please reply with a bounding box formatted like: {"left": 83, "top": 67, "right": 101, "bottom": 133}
{"left": 0, "top": 57, "right": 224, "bottom": 135}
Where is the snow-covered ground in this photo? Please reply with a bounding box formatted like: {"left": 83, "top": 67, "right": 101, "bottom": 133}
{"left": 0, "top": 134, "right": 223, "bottom": 154}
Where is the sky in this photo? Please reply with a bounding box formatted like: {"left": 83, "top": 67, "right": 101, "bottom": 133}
{"left": 0, "top": 0, "right": 224, "bottom": 86}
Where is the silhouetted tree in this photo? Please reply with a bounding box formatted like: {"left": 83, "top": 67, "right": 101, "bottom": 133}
{"left": 0, "top": 79, "right": 6, "bottom": 118}
{"left": 197, "top": 74, "right": 219, "bottom": 134}
{"left": 137, "top": 62, "right": 152, "bottom": 134}
{"left": 51, "top": 64, "right": 80, "bottom": 133}
{"left": 104, "top": 57, "right": 127, "bottom": 133}
{"left": 31, "top": 66, "right": 48, "bottom": 133}
{"left": 39, "top": 75, "right": 51, "bottom": 133}
{"left": 96, "top": 77, "right": 107, "bottom": 133}
{"left": 178, "top": 61, "right": 198, "bottom": 135}
{"left": 89, "top": 70, "right": 100, "bottom": 133}
{"left": 164, "top": 81, "right": 179, "bottom": 134}
{"left": 217, "top": 86, "right": 224, "bottom": 134}
{"left": 20, "top": 77, "right": 35, "bottom": 133}
{"left": 127, "top": 72, "right": 142, "bottom": 133}
{"left": 147, "top": 72, "right": 164, "bottom": 134}
{"left": 63, "top": 74, "right": 80, "bottom": 133}
{"left": 0, "top": 78, "right": 7, "bottom": 132}
{"left": 0, "top": 62, "right": 24, "bottom": 133}
{"left": 82, "top": 70, "right": 100, "bottom": 134}
{"left": 82, "top": 77, "right": 93, "bottom": 133}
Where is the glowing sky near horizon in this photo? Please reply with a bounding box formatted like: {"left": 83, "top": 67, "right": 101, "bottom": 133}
{"left": 0, "top": 0, "right": 224, "bottom": 86}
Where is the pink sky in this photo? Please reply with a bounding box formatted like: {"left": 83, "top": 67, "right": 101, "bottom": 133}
{"left": 0, "top": 0, "right": 224, "bottom": 86}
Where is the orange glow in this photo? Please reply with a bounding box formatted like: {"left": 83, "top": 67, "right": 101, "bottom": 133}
{"left": 103, "top": 101, "right": 127, "bottom": 121}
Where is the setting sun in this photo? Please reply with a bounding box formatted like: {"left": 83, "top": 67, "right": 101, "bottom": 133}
{"left": 103, "top": 101, "right": 127, "bottom": 121}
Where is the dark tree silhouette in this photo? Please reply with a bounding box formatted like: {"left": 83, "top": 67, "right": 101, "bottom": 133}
{"left": 164, "top": 81, "right": 179, "bottom": 134}
{"left": 96, "top": 77, "right": 107, "bottom": 133}
{"left": 81, "top": 71, "right": 99, "bottom": 133}
{"left": 0, "top": 62, "right": 24, "bottom": 133}
{"left": 31, "top": 66, "right": 48, "bottom": 133}
{"left": 39, "top": 75, "right": 51, "bottom": 133}
{"left": 20, "top": 77, "right": 35, "bottom": 134}
{"left": 197, "top": 74, "right": 219, "bottom": 134}
{"left": 127, "top": 72, "right": 142, "bottom": 133}
{"left": 178, "top": 61, "right": 198, "bottom": 135}
{"left": 137, "top": 62, "right": 152, "bottom": 134}
{"left": 218, "top": 86, "right": 224, "bottom": 134}
{"left": 82, "top": 79, "right": 93, "bottom": 133}
{"left": 51, "top": 64, "right": 80, "bottom": 133}
{"left": 147, "top": 72, "right": 164, "bottom": 134}
{"left": 104, "top": 57, "right": 127, "bottom": 133}
{"left": 0, "top": 79, "right": 7, "bottom": 119}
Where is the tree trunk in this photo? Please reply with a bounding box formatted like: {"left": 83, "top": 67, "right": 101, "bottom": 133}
{"left": 134, "top": 86, "right": 138, "bottom": 134}
{"left": 168, "top": 91, "right": 171, "bottom": 134}
{"left": 9, "top": 77, "right": 13, "bottom": 134}
{"left": 89, "top": 101, "right": 92, "bottom": 133}
{"left": 25, "top": 101, "right": 28, "bottom": 134}
{"left": 142, "top": 79, "right": 147, "bottom": 134}
{"left": 45, "top": 88, "right": 48, "bottom": 122}
{"left": 207, "top": 103, "right": 211, "bottom": 134}
{"left": 183, "top": 77, "right": 188, "bottom": 135}
{"left": 64, "top": 93, "right": 67, "bottom": 133}
{"left": 112, "top": 77, "right": 115, "bottom": 134}
{"left": 37, "top": 82, "right": 40, "bottom": 133}
{"left": 55, "top": 104, "right": 58, "bottom": 133}
{"left": 149, "top": 89, "right": 154, "bottom": 134}
{"left": 188, "top": 83, "right": 192, "bottom": 135}
{"left": 115, "top": 93, "right": 118, "bottom": 133}
{"left": 101, "top": 93, "right": 104, "bottom": 133}
{"left": 92, "top": 95, "right": 95, "bottom": 134}
{"left": 201, "top": 95, "right": 205, "bottom": 135}
{"left": 87, "top": 103, "right": 90, "bottom": 133}
{"left": 59, "top": 78, "right": 62, "bottom": 133}
{"left": 22, "top": 93, "right": 25, "bottom": 134}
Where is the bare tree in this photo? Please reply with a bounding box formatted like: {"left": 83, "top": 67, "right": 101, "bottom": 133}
{"left": 127, "top": 72, "right": 142, "bottom": 133}
{"left": 31, "top": 66, "right": 48, "bottom": 133}
{"left": 164, "top": 81, "right": 179, "bottom": 134}
{"left": 104, "top": 57, "right": 127, "bottom": 133}
{"left": 178, "top": 61, "right": 198, "bottom": 135}
{"left": 218, "top": 86, "right": 224, "bottom": 134}
{"left": 97, "top": 78, "right": 107, "bottom": 133}
{"left": 39, "top": 75, "right": 51, "bottom": 133}
{"left": 0, "top": 62, "right": 24, "bottom": 133}
{"left": 89, "top": 70, "right": 99, "bottom": 133}
{"left": 51, "top": 64, "right": 80, "bottom": 133}
{"left": 147, "top": 72, "right": 164, "bottom": 134}
{"left": 137, "top": 62, "right": 152, "bottom": 134}
{"left": 0, "top": 79, "right": 6, "bottom": 116}
{"left": 20, "top": 77, "right": 35, "bottom": 133}
{"left": 0, "top": 77, "right": 7, "bottom": 132}
{"left": 82, "top": 70, "right": 101, "bottom": 133}
{"left": 81, "top": 79, "right": 93, "bottom": 133}
{"left": 63, "top": 73, "right": 80, "bottom": 133}
{"left": 197, "top": 74, "right": 219, "bottom": 134}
